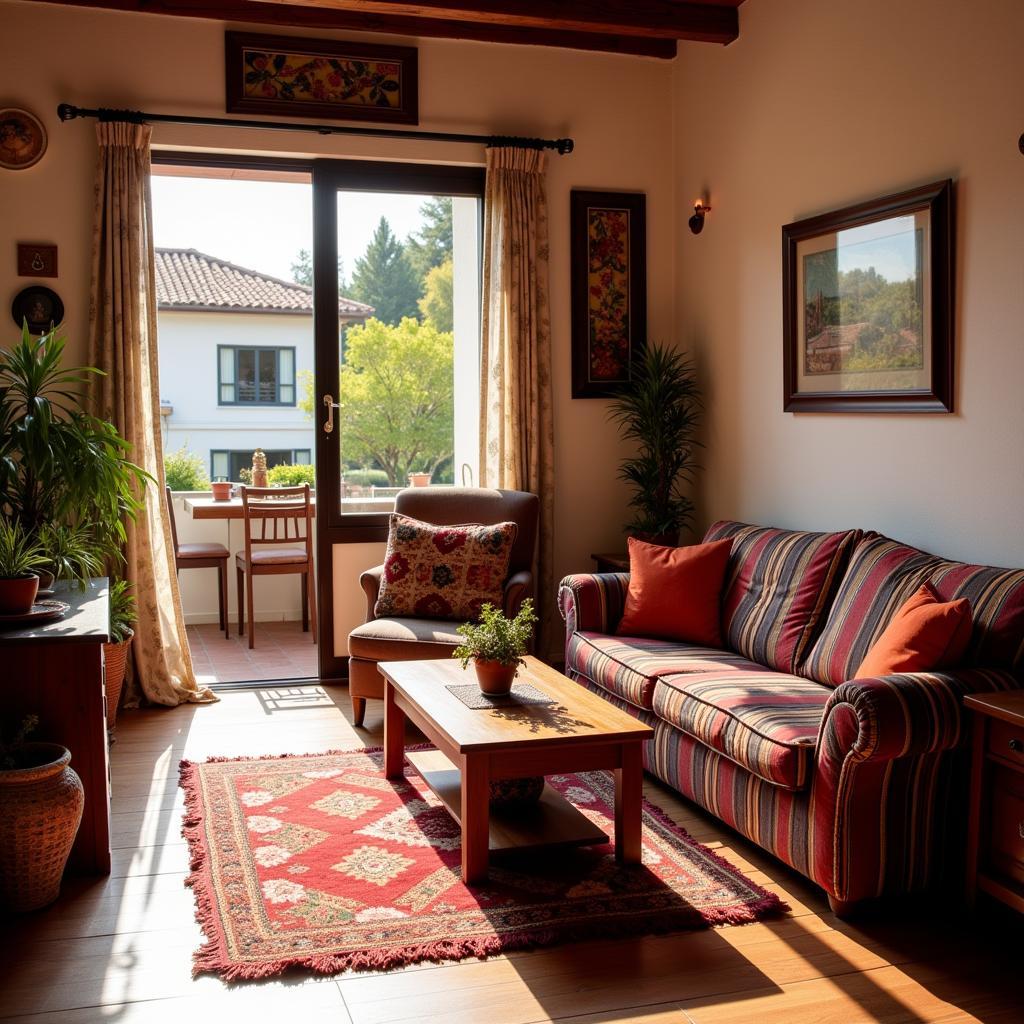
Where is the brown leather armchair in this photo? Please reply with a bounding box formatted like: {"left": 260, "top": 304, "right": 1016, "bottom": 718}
{"left": 347, "top": 487, "right": 539, "bottom": 727}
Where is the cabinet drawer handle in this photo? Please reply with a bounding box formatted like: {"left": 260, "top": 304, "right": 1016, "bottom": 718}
{"left": 1010, "top": 738, "right": 1024, "bottom": 754}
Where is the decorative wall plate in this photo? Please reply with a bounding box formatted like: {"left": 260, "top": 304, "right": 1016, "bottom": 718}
{"left": 0, "top": 108, "right": 47, "bottom": 170}
{"left": 11, "top": 285, "right": 64, "bottom": 333}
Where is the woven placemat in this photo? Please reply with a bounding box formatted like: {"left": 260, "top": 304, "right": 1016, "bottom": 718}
{"left": 445, "top": 681, "right": 556, "bottom": 710}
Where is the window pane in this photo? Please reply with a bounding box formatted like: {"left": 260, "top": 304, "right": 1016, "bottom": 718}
{"left": 279, "top": 348, "right": 295, "bottom": 385}
{"left": 258, "top": 350, "right": 278, "bottom": 402}
{"left": 279, "top": 384, "right": 295, "bottom": 405}
{"left": 219, "top": 347, "right": 235, "bottom": 385}
{"left": 220, "top": 384, "right": 235, "bottom": 404}
{"left": 237, "top": 349, "right": 256, "bottom": 402}
{"left": 294, "top": 449, "right": 311, "bottom": 464}
{"left": 211, "top": 452, "right": 228, "bottom": 480}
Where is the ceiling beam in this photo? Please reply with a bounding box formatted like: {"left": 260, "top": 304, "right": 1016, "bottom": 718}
{"left": 250, "top": 0, "right": 740, "bottom": 44}
{"left": 40, "top": 0, "right": 684, "bottom": 57}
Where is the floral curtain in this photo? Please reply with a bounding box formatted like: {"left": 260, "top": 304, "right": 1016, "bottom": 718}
{"left": 88, "top": 121, "right": 215, "bottom": 707}
{"left": 479, "top": 147, "right": 556, "bottom": 656}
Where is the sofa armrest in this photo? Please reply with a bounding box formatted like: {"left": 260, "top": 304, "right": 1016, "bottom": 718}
{"left": 809, "top": 667, "right": 1018, "bottom": 904}
{"left": 819, "top": 668, "right": 1019, "bottom": 763}
{"left": 359, "top": 565, "right": 385, "bottom": 622}
{"left": 557, "top": 572, "right": 631, "bottom": 636}
{"left": 503, "top": 570, "right": 534, "bottom": 618}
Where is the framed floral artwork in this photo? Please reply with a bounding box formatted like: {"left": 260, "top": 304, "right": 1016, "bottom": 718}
{"left": 783, "top": 179, "right": 954, "bottom": 412}
{"left": 225, "top": 32, "right": 418, "bottom": 125}
{"left": 570, "top": 190, "right": 647, "bottom": 399}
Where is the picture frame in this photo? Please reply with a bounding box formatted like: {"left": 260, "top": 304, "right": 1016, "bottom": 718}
{"left": 225, "top": 32, "right": 418, "bottom": 126}
{"left": 17, "top": 242, "right": 58, "bottom": 278}
{"left": 11, "top": 285, "right": 64, "bottom": 334}
{"left": 783, "top": 179, "right": 954, "bottom": 413}
{"left": 570, "top": 190, "right": 647, "bottom": 399}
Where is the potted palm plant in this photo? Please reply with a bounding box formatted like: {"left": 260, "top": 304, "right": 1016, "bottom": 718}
{"left": 0, "top": 714, "right": 85, "bottom": 913}
{"left": 608, "top": 343, "right": 702, "bottom": 546}
{"left": 0, "top": 520, "right": 47, "bottom": 615}
{"left": 103, "top": 580, "right": 136, "bottom": 729}
{"left": 453, "top": 599, "right": 537, "bottom": 695}
{"left": 37, "top": 523, "right": 104, "bottom": 592}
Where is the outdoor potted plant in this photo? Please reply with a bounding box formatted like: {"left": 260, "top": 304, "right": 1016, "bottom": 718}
{"left": 0, "top": 520, "right": 47, "bottom": 615}
{"left": 0, "top": 714, "right": 85, "bottom": 913}
{"left": 608, "top": 342, "right": 702, "bottom": 547}
{"left": 453, "top": 599, "right": 537, "bottom": 696}
{"left": 103, "top": 580, "right": 136, "bottom": 729}
{"left": 408, "top": 471, "right": 432, "bottom": 487}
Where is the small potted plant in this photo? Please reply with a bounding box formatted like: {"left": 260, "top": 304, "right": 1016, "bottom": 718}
{"left": 0, "top": 714, "right": 85, "bottom": 912}
{"left": 453, "top": 599, "right": 537, "bottom": 695}
{"left": 37, "top": 523, "right": 104, "bottom": 593}
{"left": 408, "top": 471, "right": 432, "bottom": 487}
{"left": 0, "top": 520, "right": 47, "bottom": 615}
{"left": 103, "top": 580, "right": 136, "bottom": 729}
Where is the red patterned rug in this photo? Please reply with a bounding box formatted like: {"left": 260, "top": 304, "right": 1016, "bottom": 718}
{"left": 179, "top": 746, "right": 785, "bottom": 980}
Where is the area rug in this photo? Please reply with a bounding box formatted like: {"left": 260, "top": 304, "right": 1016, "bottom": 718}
{"left": 179, "top": 746, "right": 785, "bottom": 980}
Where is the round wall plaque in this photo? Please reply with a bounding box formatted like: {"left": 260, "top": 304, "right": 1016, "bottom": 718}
{"left": 0, "top": 108, "right": 47, "bottom": 170}
{"left": 11, "top": 286, "right": 64, "bottom": 333}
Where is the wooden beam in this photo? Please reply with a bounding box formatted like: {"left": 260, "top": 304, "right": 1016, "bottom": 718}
{"left": 250, "top": 0, "right": 740, "bottom": 44}
{"left": 41, "top": 0, "right": 682, "bottom": 58}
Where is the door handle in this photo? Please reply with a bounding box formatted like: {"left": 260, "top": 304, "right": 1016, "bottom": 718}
{"left": 323, "top": 394, "right": 340, "bottom": 434}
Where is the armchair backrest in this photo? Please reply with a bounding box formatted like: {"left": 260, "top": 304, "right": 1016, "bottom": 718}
{"left": 394, "top": 487, "right": 538, "bottom": 578}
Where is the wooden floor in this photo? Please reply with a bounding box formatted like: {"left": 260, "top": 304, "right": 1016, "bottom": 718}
{"left": 2, "top": 684, "right": 1021, "bottom": 1024}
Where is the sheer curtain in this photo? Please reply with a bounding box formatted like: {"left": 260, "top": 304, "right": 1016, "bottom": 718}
{"left": 88, "top": 121, "right": 215, "bottom": 707}
{"left": 479, "top": 146, "right": 556, "bottom": 655}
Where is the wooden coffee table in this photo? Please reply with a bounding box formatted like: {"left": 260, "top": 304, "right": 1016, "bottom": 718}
{"left": 379, "top": 656, "right": 653, "bottom": 884}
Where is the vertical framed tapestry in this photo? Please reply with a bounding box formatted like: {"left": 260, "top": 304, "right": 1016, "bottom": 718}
{"left": 225, "top": 32, "right": 418, "bottom": 125}
{"left": 570, "top": 190, "right": 647, "bottom": 399}
{"left": 782, "top": 179, "right": 953, "bottom": 413}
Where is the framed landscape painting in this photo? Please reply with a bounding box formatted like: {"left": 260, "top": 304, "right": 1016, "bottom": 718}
{"left": 782, "top": 179, "right": 953, "bottom": 412}
{"left": 225, "top": 32, "right": 418, "bottom": 125}
{"left": 571, "top": 190, "right": 647, "bottom": 399}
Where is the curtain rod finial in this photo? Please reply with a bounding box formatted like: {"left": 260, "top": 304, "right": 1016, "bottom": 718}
{"left": 57, "top": 103, "right": 79, "bottom": 122}
{"left": 557, "top": 139, "right": 574, "bottom": 155}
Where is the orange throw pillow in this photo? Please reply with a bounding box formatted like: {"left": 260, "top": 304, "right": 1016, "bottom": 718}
{"left": 616, "top": 537, "right": 732, "bottom": 646}
{"left": 856, "top": 582, "right": 973, "bottom": 678}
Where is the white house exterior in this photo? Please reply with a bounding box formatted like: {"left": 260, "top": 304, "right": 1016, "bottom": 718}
{"left": 155, "top": 248, "right": 372, "bottom": 479}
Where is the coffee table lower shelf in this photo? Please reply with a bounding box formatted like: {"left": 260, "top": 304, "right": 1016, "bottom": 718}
{"left": 406, "top": 749, "right": 607, "bottom": 857}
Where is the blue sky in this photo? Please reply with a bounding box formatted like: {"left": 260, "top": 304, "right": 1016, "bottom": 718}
{"left": 835, "top": 215, "right": 920, "bottom": 283}
{"left": 151, "top": 174, "right": 431, "bottom": 287}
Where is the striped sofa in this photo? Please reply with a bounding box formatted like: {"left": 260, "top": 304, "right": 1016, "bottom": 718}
{"left": 559, "top": 521, "right": 1024, "bottom": 915}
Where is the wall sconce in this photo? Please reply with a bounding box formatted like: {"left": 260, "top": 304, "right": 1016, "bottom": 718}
{"left": 688, "top": 198, "right": 711, "bottom": 235}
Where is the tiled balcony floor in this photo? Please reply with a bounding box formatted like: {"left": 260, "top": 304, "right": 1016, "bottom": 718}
{"left": 187, "top": 620, "right": 318, "bottom": 684}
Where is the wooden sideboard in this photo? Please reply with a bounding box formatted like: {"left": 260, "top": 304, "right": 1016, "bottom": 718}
{"left": 0, "top": 579, "right": 111, "bottom": 875}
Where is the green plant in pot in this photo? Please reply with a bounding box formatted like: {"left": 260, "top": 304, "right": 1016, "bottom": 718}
{"left": 37, "top": 523, "right": 104, "bottom": 593}
{"left": 0, "top": 324, "right": 147, "bottom": 571}
{"left": 0, "top": 520, "right": 47, "bottom": 615}
{"left": 453, "top": 599, "right": 537, "bottom": 696}
{"left": 608, "top": 342, "right": 702, "bottom": 547}
{"left": 103, "top": 580, "right": 137, "bottom": 730}
{"left": 0, "top": 714, "right": 85, "bottom": 912}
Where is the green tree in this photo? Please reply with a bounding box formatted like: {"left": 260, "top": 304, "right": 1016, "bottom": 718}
{"left": 405, "top": 197, "right": 453, "bottom": 282}
{"left": 290, "top": 248, "right": 349, "bottom": 293}
{"left": 348, "top": 219, "right": 420, "bottom": 325}
{"left": 418, "top": 259, "right": 453, "bottom": 332}
{"left": 164, "top": 445, "right": 209, "bottom": 491}
{"left": 300, "top": 318, "right": 453, "bottom": 485}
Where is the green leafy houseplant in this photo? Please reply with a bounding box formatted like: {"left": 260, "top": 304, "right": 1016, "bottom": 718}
{"left": 0, "top": 324, "right": 149, "bottom": 562}
{"left": 38, "top": 523, "right": 103, "bottom": 590}
{"left": 0, "top": 520, "right": 47, "bottom": 614}
{"left": 107, "top": 579, "right": 136, "bottom": 644}
{"left": 103, "top": 579, "right": 136, "bottom": 730}
{"left": 453, "top": 600, "right": 537, "bottom": 695}
{"left": 266, "top": 463, "right": 316, "bottom": 487}
{"left": 608, "top": 342, "right": 702, "bottom": 546}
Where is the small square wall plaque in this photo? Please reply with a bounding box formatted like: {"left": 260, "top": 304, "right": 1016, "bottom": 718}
{"left": 17, "top": 243, "right": 58, "bottom": 278}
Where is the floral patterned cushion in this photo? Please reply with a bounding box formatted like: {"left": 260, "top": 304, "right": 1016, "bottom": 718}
{"left": 374, "top": 513, "right": 518, "bottom": 622}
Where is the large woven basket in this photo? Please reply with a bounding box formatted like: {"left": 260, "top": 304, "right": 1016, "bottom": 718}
{"left": 0, "top": 743, "right": 84, "bottom": 912}
{"left": 102, "top": 629, "right": 133, "bottom": 730}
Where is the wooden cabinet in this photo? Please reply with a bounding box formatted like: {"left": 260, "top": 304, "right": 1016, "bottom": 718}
{"left": 965, "top": 691, "right": 1024, "bottom": 913}
{"left": 590, "top": 552, "right": 629, "bottom": 573}
{"left": 0, "top": 579, "right": 111, "bottom": 875}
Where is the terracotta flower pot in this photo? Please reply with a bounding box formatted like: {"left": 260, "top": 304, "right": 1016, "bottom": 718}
{"left": 0, "top": 574, "right": 39, "bottom": 615}
{"left": 0, "top": 743, "right": 84, "bottom": 912}
{"left": 474, "top": 658, "right": 518, "bottom": 695}
{"left": 211, "top": 481, "right": 232, "bottom": 501}
{"left": 408, "top": 472, "right": 432, "bottom": 487}
{"left": 102, "top": 628, "right": 134, "bottom": 730}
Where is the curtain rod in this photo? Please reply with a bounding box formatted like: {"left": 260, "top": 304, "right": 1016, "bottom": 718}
{"left": 56, "top": 104, "right": 574, "bottom": 155}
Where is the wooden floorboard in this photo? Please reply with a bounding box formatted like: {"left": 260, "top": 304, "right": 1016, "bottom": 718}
{"left": 2, "top": 684, "right": 1021, "bottom": 1023}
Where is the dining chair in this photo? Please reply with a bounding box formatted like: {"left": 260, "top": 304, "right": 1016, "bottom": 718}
{"left": 235, "top": 484, "right": 317, "bottom": 650}
{"left": 165, "top": 485, "right": 230, "bottom": 639}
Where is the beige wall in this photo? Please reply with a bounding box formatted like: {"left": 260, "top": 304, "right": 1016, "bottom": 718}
{"left": 674, "top": 0, "right": 1024, "bottom": 568}
{"left": 2, "top": 0, "right": 677, "bottom": 658}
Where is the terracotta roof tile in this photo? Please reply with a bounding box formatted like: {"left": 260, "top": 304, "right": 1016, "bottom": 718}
{"left": 154, "top": 248, "right": 373, "bottom": 317}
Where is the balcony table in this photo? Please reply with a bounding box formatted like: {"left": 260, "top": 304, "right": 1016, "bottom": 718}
{"left": 183, "top": 495, "right": 318, "bottom": 521}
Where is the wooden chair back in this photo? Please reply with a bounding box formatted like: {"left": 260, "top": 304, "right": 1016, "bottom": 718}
{"left": 165, "top": 485, "right": 181, "bottom": 560}
{"left": 239, "top": 484, "right": 315, "bottom": 566}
